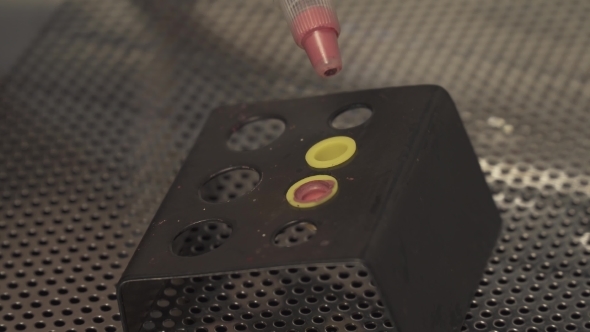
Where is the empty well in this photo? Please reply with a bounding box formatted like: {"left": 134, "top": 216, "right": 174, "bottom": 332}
{"left": 200, "top": 168, "right": 261, "bottom": 203}
{"left": 331, "top": 105, "right": 372, "bottom": 130}
{"left": 227, "top": 118, "right": 286, "bottom": 151}
{"left": 171, "top": 220, "right": 233, "bottom": 257}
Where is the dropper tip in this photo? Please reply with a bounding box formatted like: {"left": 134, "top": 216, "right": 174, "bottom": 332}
{"left": 302, "top": 28, "right": 342, "bottom": 78}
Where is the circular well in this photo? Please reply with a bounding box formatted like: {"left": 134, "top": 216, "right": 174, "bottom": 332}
{"left": 305, "top": 137, "right": 356, "bottom": 169}
{"left": 331, "top": 105, "right": 372, "bottom": 129}
{"left": 286, "top": 175, "right": 338, "bottom": 208}
{"left": 199, "top": 167, "right": 260, "bottom": 203}
{"left": 273, "top": 221, "right": 317, "bottom": 247}
{"left": 227, "top": 118, "right": 285, "bottom": 151}
{"left": 171, "top": 220, "right": 233, "bottom": 256}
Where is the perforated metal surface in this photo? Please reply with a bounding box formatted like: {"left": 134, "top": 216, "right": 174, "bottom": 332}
{"left": 137, "top": 264, "right": 394, "bottom": 332}
{"left": 0, "top": 0, "right": 589, "bottom": 331}
{"left": 469, "top": 183, "right": 590, "bottom": 332}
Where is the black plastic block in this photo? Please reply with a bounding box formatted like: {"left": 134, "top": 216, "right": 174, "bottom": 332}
{"left": 117, "top": 85, "right": 502, "bottom": 332}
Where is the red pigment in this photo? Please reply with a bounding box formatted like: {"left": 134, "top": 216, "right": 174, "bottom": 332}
{"left": 293, "top": 180, "right": 335, "bottom": 203}
{"left": 290, "top": 6, "right": 342, "bottom": 77}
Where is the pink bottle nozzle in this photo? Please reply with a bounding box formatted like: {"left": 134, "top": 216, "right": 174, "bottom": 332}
{"left": 280, "top": 0, "right": 342, "bottom": 78}
{"left": 302, "top": 28, "right": 342, "bottom": 77}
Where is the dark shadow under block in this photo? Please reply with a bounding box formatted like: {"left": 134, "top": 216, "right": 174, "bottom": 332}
{"left": 118, "top": 85, "right": 502, "bottom": 332}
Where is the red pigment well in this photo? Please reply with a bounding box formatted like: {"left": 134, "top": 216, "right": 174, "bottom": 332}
{"left": 293, "top": 180, "right": 335, "bottom": 203}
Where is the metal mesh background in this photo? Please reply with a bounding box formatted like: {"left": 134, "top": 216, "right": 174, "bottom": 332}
{"left": 0, "top": 0, "right": 589, "bottom": 331}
